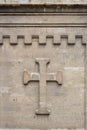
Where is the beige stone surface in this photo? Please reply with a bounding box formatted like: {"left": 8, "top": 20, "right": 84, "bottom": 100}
{"left": 0, "top": 0, "right": 87, "bottom": 4}
{"left": 0, "top": 3, "right": 87, "bottom": 130}
{"left": 0, "top": 15, "right": 85, "bottom": 130}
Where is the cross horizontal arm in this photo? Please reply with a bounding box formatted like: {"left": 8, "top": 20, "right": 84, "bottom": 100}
{"left": 47, "top": 71, "right": 63, "bottom": 85}
{"left": 23, "top": 71, "right": 40, "bottom": 85}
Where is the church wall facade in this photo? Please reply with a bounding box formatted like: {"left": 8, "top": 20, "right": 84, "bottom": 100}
{"left": 0, "top": 2, "right": 87, "bottom": 130}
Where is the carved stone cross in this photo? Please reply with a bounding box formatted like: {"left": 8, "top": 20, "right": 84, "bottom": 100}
{"left": 23, "top": 58, "right": 63, "bottom": 115}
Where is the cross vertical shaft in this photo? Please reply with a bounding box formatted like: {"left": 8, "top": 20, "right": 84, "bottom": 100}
{"left": 35, "top": 58, "right": 50, "bottom": 115}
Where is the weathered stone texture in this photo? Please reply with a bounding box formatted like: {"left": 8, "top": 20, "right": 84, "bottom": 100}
{"left": 0, "top": 3, "right": 87, "bottom": 130}
{"left": 0, "top": 0, "right": 87, "bottom": 4}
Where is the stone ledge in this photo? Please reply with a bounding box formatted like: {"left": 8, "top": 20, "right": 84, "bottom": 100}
{"left": 0, "top": 129, "right": 85, "bottom": 130}
{"left": 0, "top": 0, "right": 87, "bottom": 5}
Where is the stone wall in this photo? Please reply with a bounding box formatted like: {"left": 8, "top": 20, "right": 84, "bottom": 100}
{"left": 0, "top": 1, "right": 87, "bottom": 130}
